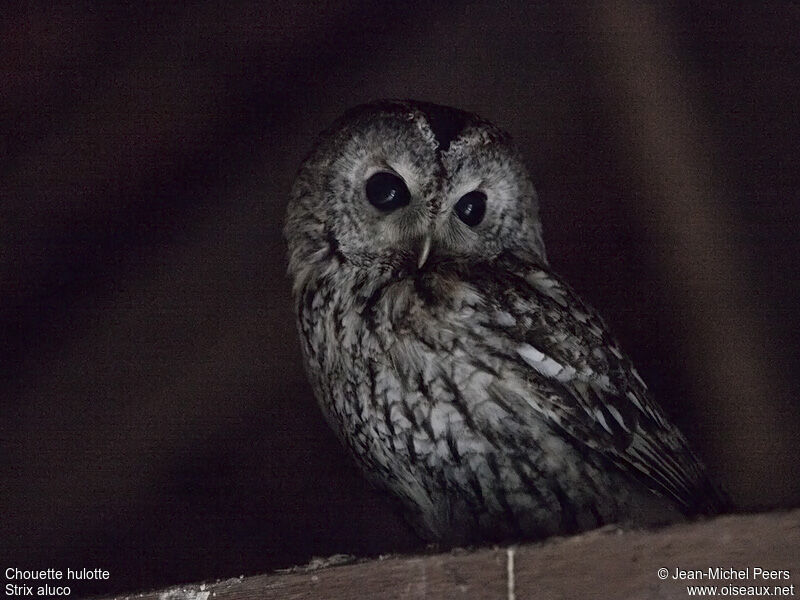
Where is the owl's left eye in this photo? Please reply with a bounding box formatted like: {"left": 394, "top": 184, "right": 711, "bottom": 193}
{"left": 365, "top": 172, "right": 411, "bottom": 211}
{"left": 454, "top": 191, "right": 487, "bottom": 227}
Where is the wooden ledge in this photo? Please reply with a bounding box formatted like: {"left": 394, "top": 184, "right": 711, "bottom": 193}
{"left": 104, "top": 510, "right": 799, "bottom": 599}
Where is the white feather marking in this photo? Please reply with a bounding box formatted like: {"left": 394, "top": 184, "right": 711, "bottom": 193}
{"left": 631, "top": 368, "right": 648, "bottom": 389}
{"left": 626, "top": 390, "right": 645, "bottom": 412}
{"left": 456, "top": 285, "right": 482, "bottom": 307}
{"left": 525, "top": 271, "right": 568, "bottom": 306}
{"left": 554, "top": 365, "right": 577, "bottom": 382}
{"left": 428, "top": 403, "right": 453, "bottom": 438}
{"left": 594, "top": 374, "right": 612, "bottom": 390}
{"left": 570, "top": 308, "right": 589, "bottom": 323}
{"left": 517, "top": 344, "right": 563, "bottom": 378}
{"left": 538, "top": 356, "right": 565, "bottom": 378}
{"left": 495, "top": 311, "right": 516, "bottom": 327}
{"left": 605, "top": 404, "right": 630, "bottom": 432}
{"left": 587, "top": 322, "right": 603, "bottom": 337}
{"left": 517, "top": 343, "right": 545, "bottom": 363}
{"left": 389, "top": 403, "right": 413, "bottom": 430}
{"left": 594, "top": 409, "right": 614, "bottom": 434}
{"left": 517, "top": 344, "right": 581, "bottom": 381}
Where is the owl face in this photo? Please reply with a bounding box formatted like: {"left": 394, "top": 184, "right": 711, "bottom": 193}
{"left": 287, "top": 100, "right": 546, "bottom": 282}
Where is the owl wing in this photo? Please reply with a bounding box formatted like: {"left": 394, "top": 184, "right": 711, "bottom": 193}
{"left": 467, "top": 253, "right": 726, "bottom": 514}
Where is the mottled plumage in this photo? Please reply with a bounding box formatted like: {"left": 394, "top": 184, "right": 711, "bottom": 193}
{"left": 284, "top": 100, "right": 726, "bottom": 545}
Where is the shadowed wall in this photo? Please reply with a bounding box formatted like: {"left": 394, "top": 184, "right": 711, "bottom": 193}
{"left": 2, "top": 2, "right": 799, "bottom": 596}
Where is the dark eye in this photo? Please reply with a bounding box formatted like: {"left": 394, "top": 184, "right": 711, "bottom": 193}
{"left": 365, "top": 172, "right": 411, "bottom": 211}
{"left": 454, "top": 190, "right": 487, "bottom": 227}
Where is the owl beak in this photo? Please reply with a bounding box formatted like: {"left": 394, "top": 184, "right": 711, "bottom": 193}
{"left": 417, "top": 233, "right": 432, "bottom": 269}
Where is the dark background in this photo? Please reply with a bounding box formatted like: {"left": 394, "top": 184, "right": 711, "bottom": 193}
{"left": 2, "top": 1, "right": 799, "bottom": 596}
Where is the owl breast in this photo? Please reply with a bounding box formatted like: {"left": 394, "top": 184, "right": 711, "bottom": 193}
{"left": 295, "top": 265, "right": 675, "bottom": 545}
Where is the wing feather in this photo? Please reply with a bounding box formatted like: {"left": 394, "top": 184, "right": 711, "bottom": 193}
{"left": 464, "top": 253, "right": 727, "bottom": 513}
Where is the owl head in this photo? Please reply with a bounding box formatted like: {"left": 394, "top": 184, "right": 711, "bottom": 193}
{"left": 285, "top": 100, "right": 546, "bottom": 292}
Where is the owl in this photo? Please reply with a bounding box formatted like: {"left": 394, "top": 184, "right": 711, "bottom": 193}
{"left": 284, "top": 100, "right": 727, "bottom": 546}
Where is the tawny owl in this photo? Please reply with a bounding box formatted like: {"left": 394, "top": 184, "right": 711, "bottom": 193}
{"left": 284, "top": 100, "right": 726, "bottom": 546}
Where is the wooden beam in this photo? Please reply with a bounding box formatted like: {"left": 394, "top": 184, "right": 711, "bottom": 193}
{"left": 101, "top": 510, "right": 799, "bottom": 600}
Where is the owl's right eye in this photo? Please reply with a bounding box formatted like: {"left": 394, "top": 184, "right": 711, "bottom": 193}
{"left": 365, "top": 172, "right": 411, "bottom": 211}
